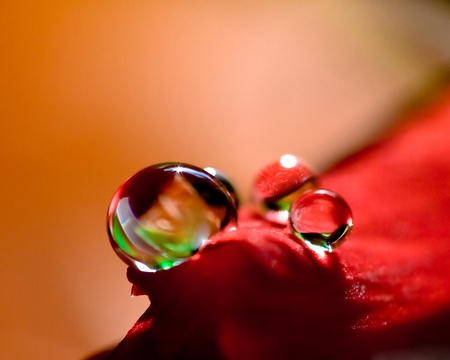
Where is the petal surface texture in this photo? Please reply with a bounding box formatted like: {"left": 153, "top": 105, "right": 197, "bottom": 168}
{"left": 108, "top": 90, "right": 450, "bottom": 360}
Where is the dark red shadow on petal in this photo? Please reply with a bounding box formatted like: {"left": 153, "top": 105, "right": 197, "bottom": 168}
{"left": 107, "top": 231, "right": 376, "bottom": 359}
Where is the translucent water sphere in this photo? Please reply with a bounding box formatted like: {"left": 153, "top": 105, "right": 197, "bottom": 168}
{"left": 107, "top": 163, "right": 238, "bottom": 271}
{"left": 289, "top": 189, "right": 353, "bottom": 252}
{"left": 253, "top": 154, "right": 316, "bottom": 224}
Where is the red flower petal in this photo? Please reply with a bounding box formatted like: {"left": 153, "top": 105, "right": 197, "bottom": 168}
{"left": 106, "top": 89, "right": 450, "bottom": 359}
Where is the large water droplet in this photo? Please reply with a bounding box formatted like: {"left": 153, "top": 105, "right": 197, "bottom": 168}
{"left": 289, "top": 189, "right": 353, "bottom": 252}
{"left": 107, "top": 163, "right": 237, "bottom": 271}
{"left": 254, "top": 154, "right": 316, "bottom": 224}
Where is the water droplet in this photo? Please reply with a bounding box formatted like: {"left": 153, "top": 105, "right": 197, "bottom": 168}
{"left": 254, "top": 155, "right": 316, "bottom": 224}
{"left": 289, "top": 189, "right": 353, "bottom": 252}
{"left": 204, "top": 167, "right": 240, "bottom": 208}
{"left": 107, "top": 163, "right": 237, "bottom": 271}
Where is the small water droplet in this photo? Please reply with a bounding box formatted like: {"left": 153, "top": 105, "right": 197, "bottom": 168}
{"left": 289, "top": 189, "right": 353, "bottom": 252}
{"left": 254, "top": 155, "right": 316, "bottom": 224}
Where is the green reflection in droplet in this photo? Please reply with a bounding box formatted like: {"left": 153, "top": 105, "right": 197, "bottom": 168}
{"left": 136, "top": 227, "right": 197, "bottom": 257}
{"left": 157, "top": 259, "right": 176, "bottom": 270}
{"left": 112, "top": 214, "right": 137, "bottom": 257}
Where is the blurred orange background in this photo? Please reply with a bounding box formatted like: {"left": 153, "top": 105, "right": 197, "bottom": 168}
{"left": 1, "top": 1, "right": 449, "bottom": 359}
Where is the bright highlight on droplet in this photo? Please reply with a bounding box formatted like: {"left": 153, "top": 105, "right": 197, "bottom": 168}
{"left": 204, "top": 167, "right": 217, "bottom": 177}
{"left": 134, "top": 261, "right": 155, "bottom": 273}
{"left": 273, "top": 210, "right": 289, "bottom": 224}
{"left": 280, "top": 154, "right": 298, "bottom": 169}
{"left": 307, "top": 243, "right": 328, "bottom": 258}
{"left": 175, "top": 165, "right": 184, "bottom": 174}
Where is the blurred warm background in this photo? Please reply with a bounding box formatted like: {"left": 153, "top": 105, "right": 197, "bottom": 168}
{"left": 1, "top": 1, "right": 449, "bottom": 359}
